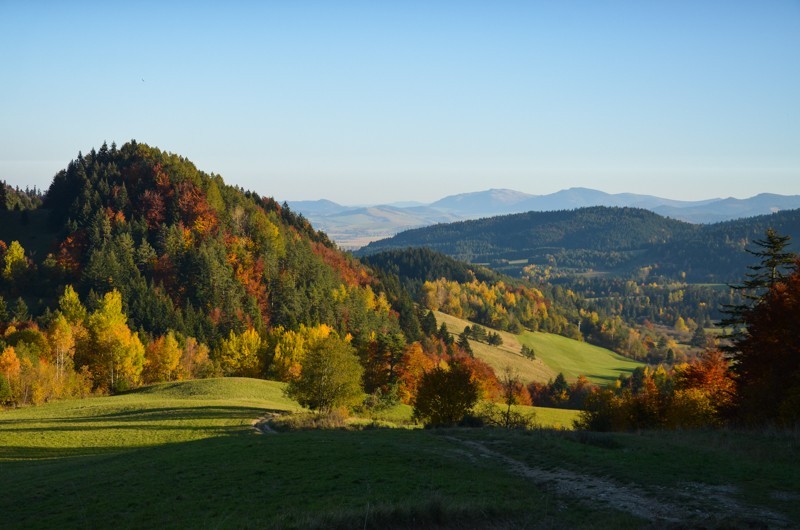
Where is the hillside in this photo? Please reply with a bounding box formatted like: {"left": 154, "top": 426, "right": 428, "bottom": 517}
{"left": 0, "top": 141, "right": 404, "bottom": 345}
{"left": 358, "top": 206, "right": 800, "bottom": 283}
{"left": 434, "top": 311, "right": 643, "bottom": 385}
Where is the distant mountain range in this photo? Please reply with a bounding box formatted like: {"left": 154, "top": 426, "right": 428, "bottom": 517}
{"left": 289, "top": 188, "right": 800, "bottom": 249}
{"left": 356, "top": 206, "right": 800, "bottom": 283}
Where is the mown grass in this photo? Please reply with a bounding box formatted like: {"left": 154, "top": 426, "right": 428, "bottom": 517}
{"left": 0, "top": 378, "right": 299, "bottom": 459}
{"left": 0, "top": 379, "right": 636, "bottom": 529}
{"left": 517, "top": 331, "right": 643, "bottom": 384}
{"left": 2, "top": 378, "right": 796, "bottom": 528}
{"left": 360, "top": 401, "right": 580, "bottom": 431}
{"left": 434, "top": 310, "right": 643, "bottom": 385}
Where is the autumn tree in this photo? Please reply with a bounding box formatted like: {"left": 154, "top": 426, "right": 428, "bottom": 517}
{"left": 730, "top": 260, "right": 800, "bottom": 425}
{"left": 493, "top": 367, "right": 534, "bottom": 429}
{"left": 285, "top": 335, "right": 364, "bottom": 415}
{"left": 77, "top": 290, "right": 145, "bottom": 392}
{"left": 58, "top": 285, "right": 88, "bottom": 325}
{"left": 179, "top": 337, "right": 213, "bottom": 379}
{"left": 412, "top": 361, "right": 479, "bottom": 427}
{"left": 669, "top": 350, "right": 735, "bottom": 427}
{"left": 217, "top": 327, "right": 265, "bottom": 378}
{"left": 2, "top": 240, "right": 28, "bottom": 282}
{"left": 0, "top": 346, "right": 21, "bottom": 400}
{"left": 396, "top": 342, "right": 437, "bottom": 404}
{"left": 143, "top": 331, "right": 182, "bottom": 383}
{"left": 268, "top": 324, "right": 334, "bottom": 381}
{"left": 48, "top": 314, "right": 75, "bottom": 382}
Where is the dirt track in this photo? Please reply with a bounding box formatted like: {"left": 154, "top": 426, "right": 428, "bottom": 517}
{"left": 446, "top": 436, "right": 791, "bottom": 527}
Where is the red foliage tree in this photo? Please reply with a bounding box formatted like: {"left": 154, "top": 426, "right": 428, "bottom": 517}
{"left": 732, "top": 260, "right": 800, "bottom": 425}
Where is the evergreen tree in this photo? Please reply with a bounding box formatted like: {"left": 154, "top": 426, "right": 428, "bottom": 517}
{"left": 730, "top": 260, "right": 800, "bottom": 425}
{"left": 421, "top": 310, "right": 437, "bottom": 336}
{"left": 0, "top": 295, "right": 7, "bottom": 322}
{"left": 12, "top": 297, "right": 29, "bottom": 323}
{"left": 457, "top": 330, "right": 473, "bottom": 355}
{"left": 722, "top": 229, "right": 797, "bottom": 347}
{"left": 742, "top": 228, "right": 795, "bottom": 292}
{"left": 690, "top": 326, "right": 708, "bottom": 348}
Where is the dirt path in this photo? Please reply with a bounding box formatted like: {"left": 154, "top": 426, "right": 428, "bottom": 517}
{"left": 251, "top": 414, "right": 279, "bottom": 435}
{"left": 446, "top": 436, "right": 790, "bottom": 527}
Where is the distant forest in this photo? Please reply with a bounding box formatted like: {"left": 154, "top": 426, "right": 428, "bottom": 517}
{"left": 358, "top": 206, "right": 800, "bottom": 283}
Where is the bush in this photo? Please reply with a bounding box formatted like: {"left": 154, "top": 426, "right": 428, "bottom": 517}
{"left": 412, "top": 362, "right": 479, "bottom": 427}
{"left": 285, "top": 336, "right": 364, "bottom": 415}
{"left": 475, "top": 402, "right": 536, "bottom": 430}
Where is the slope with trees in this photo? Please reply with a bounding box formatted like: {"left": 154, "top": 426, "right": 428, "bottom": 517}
{"left": 358, "top": 206, "right": 800, "bottom": 284}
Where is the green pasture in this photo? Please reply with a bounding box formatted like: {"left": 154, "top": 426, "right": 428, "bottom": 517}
{"left": 517, "top": 331, "right": 643, "bottom": 385}
{"left": 0, "top": 379, "right": 628, "bottom": 529}
{"left": 1, "top": 379, "right": 796, "bottom": 528}
{"left": 434, "top": 311, "right": 643, "bottom": 385}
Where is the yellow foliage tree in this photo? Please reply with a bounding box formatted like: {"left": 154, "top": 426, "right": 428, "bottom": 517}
{"left": 269, "top": 324, "right": 333, "bottom": 381}
{"left": 218, "top": 327, "right": 264, "bottom": 377}
{"left": 78, "top": 290, "right": 145, "bottom": 392}
{"left": 143, "top": 332, "right": 182, "bottom": 383}
{"left": 2, "top": 241, "right": 27, "bottom": 281}
{"left": 179, "top": 337, "right": 213, "bottom": 379}
{"left": 0, "top": 345, "right": 21, "bottom": 381}
{"left": 48, "top": 313, "right": 75, "bottom": 382}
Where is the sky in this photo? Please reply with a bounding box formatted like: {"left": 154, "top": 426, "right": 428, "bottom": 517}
{"left": 1, "top": 1, "right": 798, "bottom": 205}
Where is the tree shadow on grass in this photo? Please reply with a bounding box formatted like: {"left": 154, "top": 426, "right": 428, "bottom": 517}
{"left": 0, "top": 406, "right": 293, "bottom": 461}
{"left": 586, "top": 366, "right": 637, "bottom": 384}
{"left": 0, "top": 405, "right": 285, "bottom": 425}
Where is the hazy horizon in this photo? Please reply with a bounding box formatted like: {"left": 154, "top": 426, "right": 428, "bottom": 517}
{"left": 2, "top": 2, "right": 798, "bottom": 204}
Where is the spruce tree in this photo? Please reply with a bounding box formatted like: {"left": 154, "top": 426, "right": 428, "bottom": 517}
{"left": 12, "top": 297, "right": 29, "bottom": 323}
{"left": 721, "top": 229, "right": 796, "bottom": 347}
{"left": 0, "top": 296, "right": 7, "bottom": 322}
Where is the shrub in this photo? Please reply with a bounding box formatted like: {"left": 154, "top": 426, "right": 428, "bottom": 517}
{"left": 412, "top": 362, "right": 478, "bottom": 427}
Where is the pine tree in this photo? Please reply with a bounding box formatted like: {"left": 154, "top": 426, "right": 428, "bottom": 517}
{"left": 721, "top": 229, "right": 796, "bottom": 348}
{"left": 12, "top": 297, "right": 29, "bottom": 323}
{"left": 457, "top": 330, "right": 473, "bottom": 355}
{"left": 0, "top": 295, "right": 7, "bottom": 322}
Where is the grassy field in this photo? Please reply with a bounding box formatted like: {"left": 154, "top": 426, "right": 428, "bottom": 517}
{"left": 2, "top": 378, "right": 796, "bottom": 528}
{"left": 517, "top": 331, "right": 643, "bottom": 385}
{"left": 0, "top": 379, "right": 625, "bottom": 529}
{"left": 435, "top": 311, "right": 643, "bottom": 385}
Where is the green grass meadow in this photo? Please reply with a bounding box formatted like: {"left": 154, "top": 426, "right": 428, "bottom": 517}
{"left": 0, "top": 379, "right": 625, "bottom": 529}
{"left": 1, "top": 378, "right": 797, "bottom": 528}
{"left": 434, "top": 310, "right": 643, "bottom": 385}
{"left": 516, "top": 331, "right": 643, "bottom": 384}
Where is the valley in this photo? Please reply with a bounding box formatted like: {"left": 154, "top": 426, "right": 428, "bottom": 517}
{"left": 1, "top": 143, "right": 799, "bottom": 529}
{"left": 290, "top": 189, "right": 800, "bottom": 249}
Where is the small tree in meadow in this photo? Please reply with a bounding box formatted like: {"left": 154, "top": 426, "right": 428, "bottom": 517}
{"left": 285, "top": 335, "right": 364, "bottom": 416}
{"left": 412, "top": 362, "right": 479, "bottom": 427}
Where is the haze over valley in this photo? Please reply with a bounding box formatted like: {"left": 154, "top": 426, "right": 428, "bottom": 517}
{"left": 290, "top": 188, "right": 800, "bottom": 248}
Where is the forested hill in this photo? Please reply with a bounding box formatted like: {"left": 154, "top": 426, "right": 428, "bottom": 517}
{"left": 357, "top": 206, "right": 800, "bottom": 282}
{"left": 1, "top": 141, "right": 406, "bottom": 345}
{"left": 359, "top": 207, "right": 696, "bottom": 258}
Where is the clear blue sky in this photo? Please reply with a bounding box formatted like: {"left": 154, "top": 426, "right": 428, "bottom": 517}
{"left": 1, "top": 1, "right": 798, "bottom": 204}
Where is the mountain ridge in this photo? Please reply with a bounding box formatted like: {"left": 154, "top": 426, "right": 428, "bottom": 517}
{"left": 288, "top": 187, "right": 800, "bottom": 249}
{"left": 356, "top": 205, "right": 800, "bottom": 283}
